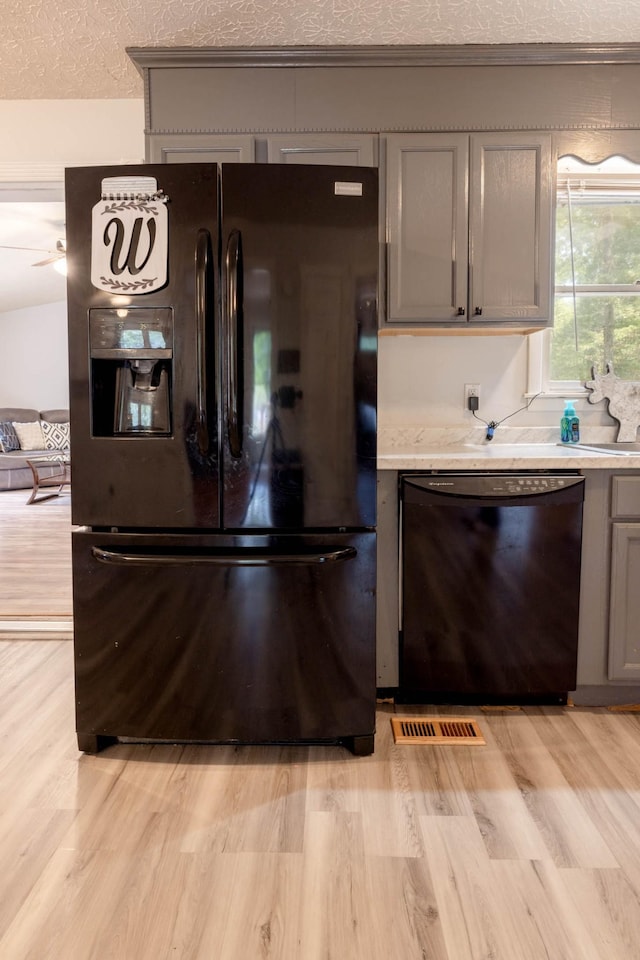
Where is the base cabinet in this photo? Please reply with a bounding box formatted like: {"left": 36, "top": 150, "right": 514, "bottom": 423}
{"left": 609, "top": 523, "right": 640, "bottom": 679}
{"left": 574, "top": 471, "right": 640, "bottom": 701}
{"left": 608, "top": 477, "right": 640, "bottom": 680}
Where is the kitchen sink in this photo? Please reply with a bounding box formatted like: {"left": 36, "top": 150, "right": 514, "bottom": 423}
{"left": 462, "top": 442, "right": 558, "bottom": 451}
{"left": 569, "top": 442, "right": 640, "bottom": 456}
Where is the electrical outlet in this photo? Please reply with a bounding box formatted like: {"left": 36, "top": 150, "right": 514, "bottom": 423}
{"left": 464, "top": 383, "right": 480, "bottom": 411}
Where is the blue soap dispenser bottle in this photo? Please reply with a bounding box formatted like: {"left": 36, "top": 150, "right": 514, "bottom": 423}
{"left": 561, "top": 401, "right": 580, "bottom": 443}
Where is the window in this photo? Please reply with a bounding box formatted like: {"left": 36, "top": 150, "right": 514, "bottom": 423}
{"left": 540, "top": 155, "right": 640, "bottom": 393}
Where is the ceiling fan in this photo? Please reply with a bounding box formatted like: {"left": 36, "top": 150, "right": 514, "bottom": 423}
{"left": 0, "top": 238, "right": 66, "bottom": 266}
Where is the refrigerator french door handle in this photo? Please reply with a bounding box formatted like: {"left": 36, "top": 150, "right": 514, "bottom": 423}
{"left": 225, "top": 229, "right": 243, "bottom": 459}
{"left": 195, "top": 228, "right": 210, "bottom": 456}
{"left": 91, "top": 546, "right": 357, "bottom": 567}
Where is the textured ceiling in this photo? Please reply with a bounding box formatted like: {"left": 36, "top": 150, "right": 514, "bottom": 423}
{"left": 3, "top": 1, "right": 640, "bottom": 315}
{"left": 4, "top": 0, "right": 640, "bottom": 100}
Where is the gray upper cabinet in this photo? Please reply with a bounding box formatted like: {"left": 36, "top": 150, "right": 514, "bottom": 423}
{"left": 386, "top": 133, "right": 468, "bottom": 323}
{"left": 386, "top": 131, "right": 553, "bottom": 327}
{"left": 266, "top": 134, "right": 377, "bottom": 166}
{"left": 148, "top": 134, "right": 256, "bottom": 164}
{"left": 149, "top": 132, "right": 378, "bottom": 167}
{"left": 469, "top": 134, "right": 552, "bottom": 324}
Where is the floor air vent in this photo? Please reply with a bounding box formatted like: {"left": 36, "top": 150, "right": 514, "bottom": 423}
{"left": 390, "top": 716, "right": 485, "bottom": 745}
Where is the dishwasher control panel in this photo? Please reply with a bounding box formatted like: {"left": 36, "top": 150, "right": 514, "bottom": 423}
{"left": 403, "top": 472, "right": 585, "bottom": 501}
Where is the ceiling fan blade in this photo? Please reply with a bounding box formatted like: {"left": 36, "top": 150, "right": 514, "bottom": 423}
{"left": 0, "top": 244, "right": 54, "bottom": 253}
{"left": 32, "top": 254, "right": 64, "bottom": 267}
{"left": 1, "top": 236, "right": 67, "bottom": 266}
{"left": 31, "top": 241, "right": 66, "bottom": 267}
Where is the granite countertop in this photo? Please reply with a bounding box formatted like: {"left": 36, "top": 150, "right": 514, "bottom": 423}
{"left": 377, "top": 426, "right": 640, "bottom": 470}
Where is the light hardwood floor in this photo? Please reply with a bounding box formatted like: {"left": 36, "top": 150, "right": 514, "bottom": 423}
{"left": 0, "top": 488, "right": 72, "bottom": 635}
{"left": 1, "top": 640, "right": 640, "bottom": 958}
{"left": 3, "top": 490, "right": 640, "bottom": 957}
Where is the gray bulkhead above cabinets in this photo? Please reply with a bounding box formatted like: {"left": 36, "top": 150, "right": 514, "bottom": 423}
{"left": 127, "top": 44, "right": 640, "bottom": 136}
{"left": 127, "top": 44, "right": 640, "bottom": 332}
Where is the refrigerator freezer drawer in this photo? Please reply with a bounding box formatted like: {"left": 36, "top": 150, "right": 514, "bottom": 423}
{"left": 72, "top": 530, "right": 376, "bottom": 754}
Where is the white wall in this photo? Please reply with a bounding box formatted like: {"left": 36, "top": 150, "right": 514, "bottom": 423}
{"left": 377, "top": 333, "right": 611, "bottom": 433}
{"left": 0, "top": 100, "right": 144, "bottom": 177}
{"left": 0, "top": 300, "right": 68, "bottom": 409}
{"left": 379, "top": 333, "right": 529, "bottom": 427}
{"left": 0, "top": 99, "right": 145, "bottom": 410}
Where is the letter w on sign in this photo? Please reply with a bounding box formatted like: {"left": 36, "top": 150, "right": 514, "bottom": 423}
{"left": 91, "top": 194, "right": 168, "bottom": 295}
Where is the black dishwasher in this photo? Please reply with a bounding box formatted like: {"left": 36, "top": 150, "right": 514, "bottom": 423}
{"left": 400, "top": 472, "right": 584, "bottom": 704}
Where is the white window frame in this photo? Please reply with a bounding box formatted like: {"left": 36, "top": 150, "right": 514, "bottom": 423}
{"left": 527, "top": 132, "right": 640, "bottom": 398}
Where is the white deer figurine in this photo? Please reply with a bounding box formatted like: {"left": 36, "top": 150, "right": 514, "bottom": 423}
{"left": 585, "top": 362, "right": 640, "bottom": 442}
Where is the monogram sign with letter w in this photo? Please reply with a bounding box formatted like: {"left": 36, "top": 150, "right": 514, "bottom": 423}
{"left": 91, "top": 186, "right": 168, "bottom": 295}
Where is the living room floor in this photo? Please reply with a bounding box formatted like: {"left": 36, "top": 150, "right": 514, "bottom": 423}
{"left": 0, "top": 487, "right": 72, "bottom": 636}
{"left": 2, "top": 490, "right": 640, "bottom": 957}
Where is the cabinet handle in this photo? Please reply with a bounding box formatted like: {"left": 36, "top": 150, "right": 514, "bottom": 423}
{"left": 457, "top": 307, "right": 466, "bottom": 316}
{"left": 474, "top": 306, "right": 483, "bottom": 316}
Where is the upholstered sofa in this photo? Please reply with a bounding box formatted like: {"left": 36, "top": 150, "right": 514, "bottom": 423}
{"left": 0, "top": 408, "right": 70, "bottom": 491}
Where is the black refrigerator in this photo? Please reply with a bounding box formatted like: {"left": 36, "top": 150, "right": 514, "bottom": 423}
{"left": 65, "top": 162, "right": 378, "bottom": 755}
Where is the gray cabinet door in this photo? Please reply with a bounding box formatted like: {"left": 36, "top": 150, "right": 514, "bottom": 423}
{"left": 266, "top": 134, "right": 377, "bottom": 166}
{"left": 149, "top": 132, "right": 377, "bottom": 167}
{"left": 148, "top": 134, "right": 256, "bottom": 164}
{"left": 386, "top": 133, "right": 468, "bottom": 323}
{"left": 608, "top": 522, "right": 640, "bottom": 680}
{"left": 469, "top": 133, "right": 552, "bottom": 323}
{"left": 386, "top": 131, "right": 552, "bottom": 326}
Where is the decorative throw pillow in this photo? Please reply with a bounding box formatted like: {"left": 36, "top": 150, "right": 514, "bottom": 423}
{"left": 0, "top": 421, "right": 20, "bottom": 452}
{"left": 13, "top": 420, "right": 45, "bottom": 451}
{"left": 42, "top": 420, "right": 71, "bottom": 450}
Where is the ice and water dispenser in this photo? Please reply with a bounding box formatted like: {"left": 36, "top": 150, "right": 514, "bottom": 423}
{"left": 89, "top": 308, "right": 173, "bottom": 436}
